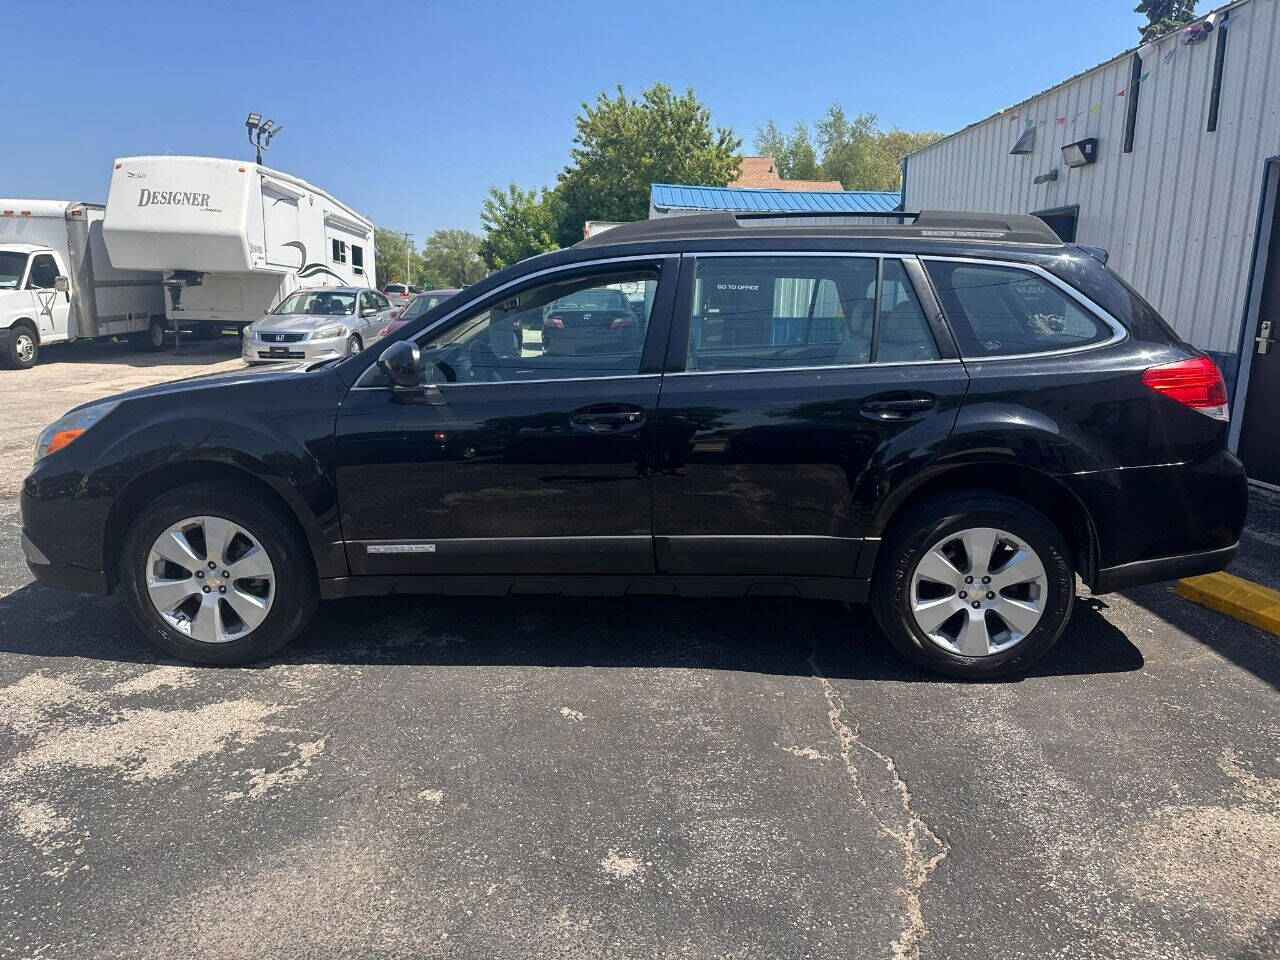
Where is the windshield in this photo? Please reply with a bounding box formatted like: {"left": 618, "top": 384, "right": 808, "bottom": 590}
{"left": 272, "top": 291, "right": 356, "bottom": 316}
{"left": 0, "top": 251, "right": 28, "bottom": 289}
{"left": 402, "top": 293, "right": 451, "bottom": 322}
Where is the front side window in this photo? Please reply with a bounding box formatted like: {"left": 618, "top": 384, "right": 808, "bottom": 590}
{"left": 359, "top": 292, "right": 379, "bottom": 313}
{"left": 0, "top": 251, "right": 27, "bottom": 289}
{"left": 410, "top": 268, "right": 659, "bottom": 384}
{"left": 273, "top": 290, "right": 356, "bottom": 316}
{"left": 685, "top": 256, "right": 938, "bottom": 372}
{"left": 925, "top": 261, "right": 1110, "bottom": 357}
{"left": 25, "top": 254, "right": 59, "bottom": 290}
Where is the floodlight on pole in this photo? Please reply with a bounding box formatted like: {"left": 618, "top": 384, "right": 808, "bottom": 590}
{"left": 244, "top": 111, "right": 283, "bottom": 166}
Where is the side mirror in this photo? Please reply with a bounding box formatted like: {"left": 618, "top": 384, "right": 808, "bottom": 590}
{"left": 361, "top": 307, "right": 377, "bottom": 318}
{"left": 377, "top": 340, "right": 421, "bottom": 389}
{"left": 54, "top": 276, "right": 69, "bottom": 293}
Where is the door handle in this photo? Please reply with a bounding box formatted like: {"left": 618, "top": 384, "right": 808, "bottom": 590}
{"left": 861, "top": 394, "right": 937, "bottom": 418}
{"left": 1257, "top": 319, "right": 1274, "bottom": 355}
{"left": 570, "top": 404, "right": 646, "bottom": 433}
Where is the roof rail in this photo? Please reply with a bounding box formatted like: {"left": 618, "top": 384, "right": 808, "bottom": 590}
{"left": 575, "top": 209, "right": 1062, "bottom": 248}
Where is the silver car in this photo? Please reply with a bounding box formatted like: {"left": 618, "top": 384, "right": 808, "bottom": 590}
{"left": 242, "top": 287, "right": 393, "bottom": 364}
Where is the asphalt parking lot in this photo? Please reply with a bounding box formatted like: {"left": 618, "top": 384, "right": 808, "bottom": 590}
{"left": 0, "top": 339, "right": 1277, "bottom": 960}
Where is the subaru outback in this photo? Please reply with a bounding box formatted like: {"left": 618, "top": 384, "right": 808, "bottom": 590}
{"left": 21, "top": 211, "right": 1247, "bottom": 679}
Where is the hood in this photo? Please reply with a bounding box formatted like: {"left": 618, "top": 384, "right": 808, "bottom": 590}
{"left": 76, "top": 360, "right": 317, "bottom": 411}
{"left": 254, "top": 313, "right": 353, "bottom": 332}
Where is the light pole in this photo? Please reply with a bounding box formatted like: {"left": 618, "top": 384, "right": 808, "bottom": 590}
{"left": 401, "top": 232, "right": 414, "bottom": 286}
{"left": 245, "top": 112, "right": 284, "bottom": 165}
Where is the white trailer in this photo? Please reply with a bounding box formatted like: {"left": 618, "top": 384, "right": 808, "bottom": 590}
{"left": 103, "top": 156, "right": 375, "bottom": 330}
{"left": 0, "top": 201, "right": 167, "bottom": 369}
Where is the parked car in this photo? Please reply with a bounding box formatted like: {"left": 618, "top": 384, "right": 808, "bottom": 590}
{"left": 539, "top": 287, "right": 641, "bottom": 356}
{"left": 241, "top": 286, "right": 392, "bottom": 364}
{"left": 382, "top": 283, "right": 417, "bottom": 309}
{"left": 22, "top": 211, "right": 1247, "bottom": 678}
{"left": 379, "top": 288, "right": 462, "bottom": 337}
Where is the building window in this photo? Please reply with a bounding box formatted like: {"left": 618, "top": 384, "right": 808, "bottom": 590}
{"left": 351, "top": 244, "right": 364, "bottom": 276}
{"left": 332, "top": 239, "right": 348, "bottom": 264}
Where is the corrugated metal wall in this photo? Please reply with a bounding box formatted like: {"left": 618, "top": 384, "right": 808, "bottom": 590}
{"left": 903, "top": 0, "right": 1280, "bottom": 361}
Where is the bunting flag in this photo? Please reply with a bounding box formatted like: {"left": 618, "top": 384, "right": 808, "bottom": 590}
{"left": 1163, "top": 46, "right": 1178, "bottom": 64}
{"left": 1056, "top": 116, "right": 1067, "bottom": 125}
{"left": 1140, "top": 70, "right": 1150, "bottom": 82}
{"left": 1025, "top": 116, "right": 1034, "bottom": 130}
{"left": 1090, "top": 103, "right": 1102, "bottom": 113}
{"left": 1010, "top": 113, "right": 1020, "bottom": 122}
{"left": 1116, "top": 88, "right": 1126, "bottom": 97}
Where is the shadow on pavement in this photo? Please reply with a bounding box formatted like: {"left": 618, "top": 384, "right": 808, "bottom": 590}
{"left": 0, "top": 581, "right": 1143, "bottom": 682}
{"left": 1120, "top": 581, "right": 1280, "bottom": 692}
{"left": 36, "top": 336, "right": 240, "bottom": 370}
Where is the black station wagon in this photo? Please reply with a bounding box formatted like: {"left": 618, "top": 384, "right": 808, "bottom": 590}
{"left": 21, "top": 211, "right": 1248, "bottom": 678}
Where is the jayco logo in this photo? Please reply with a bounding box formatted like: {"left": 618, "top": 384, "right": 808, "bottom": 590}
{"left": 137, "top": 189, "right": 212, "bottom": 208}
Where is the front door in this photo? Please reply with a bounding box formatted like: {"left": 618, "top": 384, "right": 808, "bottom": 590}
{"left": 335, "top": 257, "right": 676, "bottom": 577}
{"left": 652, "top": 253, "right": 968, "bottom": 577}
{"left": 24, "top": 253, "right": 70, "bottom": 338}
{"left": 1238, "top": 189, "right": 1280, "bottom": 485}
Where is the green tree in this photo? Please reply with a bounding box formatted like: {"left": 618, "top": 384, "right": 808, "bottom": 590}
{"left": 754, "top": 106, "right": 942, "bottom": 192}
{"left": 478, "top": 183, "right": 560, "bottom": 270}
{"left": 422, "top": 229, "right": 486, "bottom": 288}
{"left": 754, "top": 120, "right": 821, "bottom": 181}
{"left": 552, "top": 83, "right": 741, "bottom": 247}
{"left": 373, "top": 227, "right": 426, "bottom": 289}
{"left": 1135, "top": 0, "right": 1197, "bottom": 40}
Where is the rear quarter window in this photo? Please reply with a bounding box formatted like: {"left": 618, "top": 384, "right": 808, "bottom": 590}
{"left": 925, "top": 260, "right": 1112, "bottom": 358}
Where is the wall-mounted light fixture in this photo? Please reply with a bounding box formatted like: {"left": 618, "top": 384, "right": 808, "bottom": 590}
{"left": 1033, "top": 169, "right": 1059, "bottom": 184}
{"left": 1062, "top": 138, "right": 1098, "bottom": 168}
{"left": 1010, "top": 128, "right": 1036, "bottom": 155}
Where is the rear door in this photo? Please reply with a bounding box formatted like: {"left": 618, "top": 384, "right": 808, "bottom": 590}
{"left": 651, "top": 252, "right": 968, "bottom": 577}
{"left": 335, "top": 256, "right": 677, "bottom": 577}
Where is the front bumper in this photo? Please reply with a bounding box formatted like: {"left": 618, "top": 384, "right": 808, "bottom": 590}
{"left": 242, "top": 337, "right": 345, "bottom": 364}
{"left": 22, "top": 529, "right": 109, "bottom": 594}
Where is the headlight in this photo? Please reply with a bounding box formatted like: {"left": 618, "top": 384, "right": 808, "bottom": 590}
{"left": 311, "top": 324, "right": 345, "bottom": 340}
{"left": 34, "top": 400, "right": 120, "bottom": 463}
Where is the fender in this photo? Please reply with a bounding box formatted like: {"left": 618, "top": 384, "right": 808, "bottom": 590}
{"left": 94, "top": 412, "right": 346, "bottom": 580}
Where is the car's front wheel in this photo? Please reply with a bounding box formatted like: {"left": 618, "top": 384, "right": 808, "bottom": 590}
{"left": 872, "top": 491, "right": 1074, "bottom": 680}
{"left": 346, "top": 334, "right": 362, "bottom": 356}
{"left": 120, "top": 482, "right": 318, "bottom": 665}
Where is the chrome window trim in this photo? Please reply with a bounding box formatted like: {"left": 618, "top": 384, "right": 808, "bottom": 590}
{"left": 919, "top": 255, "right": 1128, "bottom": 361}
{"left": 351, "top": 253, "right": 671, "bottom": 391}
{"left": 666, "top": 359, "right": 963, "bottom": 378}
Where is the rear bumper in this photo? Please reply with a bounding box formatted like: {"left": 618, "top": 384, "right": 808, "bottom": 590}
{"left": 22, "top": 529, "right": 109, "bottom": 595}
{"left": 1092, "top": 542, "right": 1237, "bottom": 594}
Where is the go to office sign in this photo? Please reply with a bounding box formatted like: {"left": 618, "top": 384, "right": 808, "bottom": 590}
{"left": 137, "top": 189, "right": 213, "bottom": 208}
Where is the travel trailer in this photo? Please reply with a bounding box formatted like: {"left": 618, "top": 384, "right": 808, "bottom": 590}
{"left": 103, "top": 156, "right": 375, "bottom": 330}
{"left": 0, "top": 201, "right": 167, "bottom": 369}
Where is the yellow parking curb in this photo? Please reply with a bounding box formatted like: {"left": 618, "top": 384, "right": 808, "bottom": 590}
{"left": 1177, "top": 572, "right": 1280, "bottom": 636}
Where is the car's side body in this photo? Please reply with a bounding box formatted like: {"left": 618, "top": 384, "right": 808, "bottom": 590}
{"left": 22, "top": 215, "right": 1247, "bottom": 626}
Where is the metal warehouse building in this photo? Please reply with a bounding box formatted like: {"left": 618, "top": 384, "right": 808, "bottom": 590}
{"left": 902, "top": 0, "right": 1280, "bottom": 486}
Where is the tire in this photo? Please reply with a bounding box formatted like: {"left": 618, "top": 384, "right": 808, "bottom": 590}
{"left": 2, "top": 324, "right": 38, "bottom": 369}
{"left": 119, "top": 482, "right": 319, "bottom": 665}
{"left": 128, "top": 319, "right": 166, "bottom": 352}
{"left": 346, "top": 334, "right": 362, "bottom": 356}
{"left": 871, "top": 490, "right": 1074, "bottom": 680}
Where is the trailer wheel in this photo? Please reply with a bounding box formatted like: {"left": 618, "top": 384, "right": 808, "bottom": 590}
{"left": 128, "top": 319, "right": 167, "bottom": 352}
{"left": 2, "top": 323, "right": 38, "bottom": 369}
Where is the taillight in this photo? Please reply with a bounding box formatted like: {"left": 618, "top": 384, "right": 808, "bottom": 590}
{"left": 609, "top": 316, "right": 634, "bottom": 330}
{"left": 545, "top": 317, "right": 565, "bottom": 329}
{"left": 1142, "top": 355, "right": 1229, "bottom": 421}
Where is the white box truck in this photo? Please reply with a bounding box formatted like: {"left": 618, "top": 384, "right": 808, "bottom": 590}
{"left": 103, "top": 156, "right": 376, "bottom": 331}
{"left": 0, "top": 201, "right": 167, "bottom": 369}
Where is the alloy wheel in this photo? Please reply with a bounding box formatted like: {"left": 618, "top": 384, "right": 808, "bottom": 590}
{"left": 909, "top": 526, "right": 1048, "bottom": 657}
{"left": 144, "top": 515, "right": 275, "bottom": 644}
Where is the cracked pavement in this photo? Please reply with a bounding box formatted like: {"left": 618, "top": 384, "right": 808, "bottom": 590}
{"left": 0, "top": 339, "right": 1277, "bottom": 959}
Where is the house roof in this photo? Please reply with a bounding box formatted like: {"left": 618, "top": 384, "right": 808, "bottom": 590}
{"left": 650, "top": 182, "right": 902, "bottom": 214}
{"left": 730, "top": 156, "right": 844, "bottom": 191}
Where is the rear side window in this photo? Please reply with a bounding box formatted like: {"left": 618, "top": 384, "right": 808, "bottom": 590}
{"left": 925, "top": 261, "right": 1111, "bottom": 357}
{"left": 686, "top": 256, "right": 939, "bottom": 372}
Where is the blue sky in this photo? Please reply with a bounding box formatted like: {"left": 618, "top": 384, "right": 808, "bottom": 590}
{"left": 5, "top": 0, "right": 1163, "bottom": 241}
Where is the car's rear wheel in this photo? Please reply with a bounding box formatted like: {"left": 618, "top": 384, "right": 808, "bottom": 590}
{"left": 872, "top": 491, "right": 1074, "bottom": 680}
{"left": 128, "top": 318, "right": 166, "bottom": 352}
{"left": 120, "top": 482, "right": 318, "bottom": 665}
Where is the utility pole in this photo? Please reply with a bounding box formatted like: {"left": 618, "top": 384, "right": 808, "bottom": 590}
{"left": 401, "top": 232, "right": 414, "bottom": 286}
